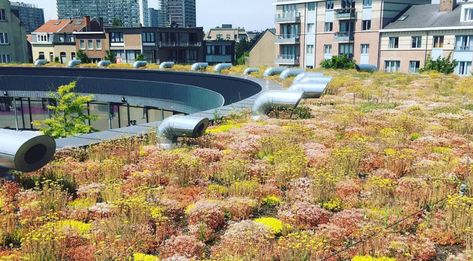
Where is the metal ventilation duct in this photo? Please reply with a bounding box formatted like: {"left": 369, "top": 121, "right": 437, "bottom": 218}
{"left": 289, "top": 76, "right": 332, "bottom": 98}
{"left": 252, "top": 90, "right": 304, "bottom": 120}
{"left": 67, "top": 59, "right": 81, "bottom": 68}
{"left": 191, "top": 63, "right": 209, "bottom": 71}
{"left": 263, "top": 67, "right": 286, "bottom": 77}
{"left": 160, "top": 61, "right": 175, "bottom": 69}
{"left": 98, "top": 60, "right": 111, "bottom": 68}
{"left": 214, "top": 63, "right": 232, "bottom": 73}
{"left": 356, "top": 64, "right": 378, "bottom": 72}
{"left": 133, "top": 61, "right": 148, "bottom": 68}
{"left": 158, "top": 115, "right": 210, "bottom": 147}
{"left": 34, "top": 59, "right": 47, "bottom": 67}
{"left": 0, "top": 129, "right": 56, "bottom": 172}
{"left": 243, "top": 67, "right": 260, "bottom": 75}
{"left": 280, "top": 68, "right": 305, "bottom": 79}
{"left": 293, "top": 72, "right": 324, "bottom": 84}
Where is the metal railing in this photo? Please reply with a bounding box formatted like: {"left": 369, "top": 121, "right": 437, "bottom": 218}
{"left": 275, "top": 54, "right": 300, "bottom": 65}
{"left": 275, "top": 34, "right": 300, "bottom": 44}
{"left": 157, "top": 42, "right": 202, "bottom": 47}
{"left": 275, "top": 11, "right": 301, "bottom": 23}
{"left": 334, "top": 32, "right": 354, "bottom": 42}
{"left": 335, "top": 8, "right": 356, "bottom": 19}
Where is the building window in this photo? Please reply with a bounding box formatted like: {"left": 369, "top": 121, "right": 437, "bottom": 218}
{"left": 96, "top": 39, "right": 102, "bottom": 50}
{"left": 361, "top": 44, "right": 369, "bottom": 54}
{"left": 71, "top": 52, "right": 76, "bottom": 60}
{"left": 324, "top": 22, "right": 333, "bottom": 32}
{"left": 464, "top": 8, "right": 473, "bottom": 21}
{"left": 110, "top": 32, "right": 124, "bottom": 43}
{"left": 324, "top": 44, "right": 332, "bottom": 54}
{"left": 326, "top": 0, "right": 334, "bottom": 10}
{"left": 142, "top": 32, "right": 155, "bottom": 43}
{"left": 226, "top": 34, "right": 231, "bottom": 40}
{"left": 308, "top": 2, "right": 316, "bottom": 11}
{"left": 307, "top": 44, "right": 314, "bottom": 54}
{"left": 411, "top": 36, "right": 422, "bottom": 48}
{"left": 456, "top": 35, "right": 473, "bottom": 51}
{"left": 307, "top": 23, "right": 315, "bottom": 34}
{"left": 341, "top": 0, "right": 356, "bottom": 9}
{"left": 409, "top": 61, "right": 420, "bottom": 73}
{"left": 389, "top": 37, "right": 399, "bottom": 48}
{"left": 216, "top": 34, "right": 223, "bottom": 40}
{"left": 79, "top": 40, "right": 85, "bottom": 50}
{"left": 457, "top": 61, "right": 472, "bottom": 75}
{"left": 363, "top": 0, "right": 372, "bottom": 7}
{"left": 0, "top": 54, "right": 11, "bottom": 63}
{"left": 339, "top": 43, "right": 354, "bottom": 58}
{"left": 88, "top": 39, "right": 94, "bottom": 50}
{"left": 362, "top": 20, "right": 371, "bottom": 31}
{"left": 38, "top": 52, "right": 45, "bottom": 59}
{"left": 0, "top": 33, "right": 8, "bottom": 44}
{"left": 49, "top": 52, "right": 53, "bottom": 61}
{"left": 385, "top": 60, "right": 400, "bottom": 72}
{"left": 433, "top": 36, "right": 444, "bottom": 48}
{"left": 0, "top": 9, "right": 6, "bottom": 21}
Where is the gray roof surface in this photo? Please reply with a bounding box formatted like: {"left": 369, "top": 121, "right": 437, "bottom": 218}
{"left": 383, "top": 4, "right": 473, "bottom": 30}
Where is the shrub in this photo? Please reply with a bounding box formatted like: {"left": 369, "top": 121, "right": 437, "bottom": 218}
{"left": 254, "top": 217, "right": 291, "bottom": 236}
{"left": 160, "top": 235, "right": 205, "bottom": 259}
{"left": 277, "top": 231, "right": 327, "bottom": 260}
{"left": 321, "top": 55, "right": 356, "bottom": 69}
{"left": 420, "top": 53, "right": 458, "bottom": 74}
{"left": 278, "top": 201, "right": 330, "bottom": 229}
{"left": 222, "top": 197, "right": 258, "bottom": 220}
{"left": 186, "top": 200, "right": 225, "bottom": 241}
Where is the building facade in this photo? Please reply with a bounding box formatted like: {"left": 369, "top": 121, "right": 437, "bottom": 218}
{"left": 149, "top": 8, "right": 159, "bottom": 27}
{"left": 57, "top": 0, "right": 148, "bottom": 27}
{"left": 0, "top": 0, "right": 29, "bottom": 63}
{"left": 10, "top": 2, "right": 44, "bottom": 33}
{"left": 206, "top": 24, "right": 249, "bottom": 42}
{"left": 380, "top": 0, "right": 473, "bottom": 75}
{"left": 248, "top": 29, "right": 276, "bottom": 67}
{"left": 157, "top": 0, "right": 196, "bottom": 27}
{"left": 273, "top": 0, "right": 430, "bottom": 68}
{"left": 204, "top": 40, "right": 235, "bottom": 64}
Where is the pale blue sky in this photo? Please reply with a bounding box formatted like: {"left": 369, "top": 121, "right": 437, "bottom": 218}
{"left": 18, "top": 0, "right": 275, "bottom": 31}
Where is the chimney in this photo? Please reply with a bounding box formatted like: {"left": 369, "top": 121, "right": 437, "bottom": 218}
{"left": 440, "top": 0, "right": 456, "bottom": 12}
{"left": 84, "top": 16, "right": 91, "bottom": 30}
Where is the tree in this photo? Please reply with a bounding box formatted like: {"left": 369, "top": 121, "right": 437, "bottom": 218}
{"left": 320, "top": 55, "right": 356, "bottom": 69}
{"left": 136, "top": 54, "right": 145, "bottom": 61}
{"left": 235, "top": 40, "right": 251, "bottom": 65}
{"left": 112, "top": 18, "right": 123, "bottom": 27}
{"left": 420, "top": 53, "right": 458, "bottom": 74}
{"left": 104, "top": 51, "right": 117, "bottom": 63}
{"left": 33, "top": 82, "right": 97, "bottom": 138}
{"left": 76, "top": 50, "right": 90, "bottom": 63}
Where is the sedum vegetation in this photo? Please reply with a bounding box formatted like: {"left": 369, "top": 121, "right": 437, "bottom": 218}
{"left": 0, "top": 68, "right": 473, "bottom": 260}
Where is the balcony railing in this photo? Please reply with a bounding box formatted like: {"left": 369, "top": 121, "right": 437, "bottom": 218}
{"left": 275, "top": 11, "right": 301, "bottom": 23}
{"left": 334, "top": 8, "right": 356, "bottom": 20}
{"left": 275, "top": 54, "right": 300, "bottom": 65}
{"left": 334, "top": 32, "right": 354, "bottom": 42}
{"left": 157, "top": 42, "right": 202, "bottom": 48}
{"left": 455, "top": 46, "right": 472, "bottom": 51}
{"left": 275, "top": 34, "right": 300, "bottom": 44}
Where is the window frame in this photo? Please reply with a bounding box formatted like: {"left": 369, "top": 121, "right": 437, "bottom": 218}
{"left": 388, "top": 37, "right": 399, "bottom": 49}
{"left": 411, "top": 36, "right": 422, "bottom": 48}
{"left": 87, "top": 39, "right": 94, "bottom": 50}
{"left": 308, "top": 2, "right": 316, "bottom": 11}
{"left": 307, "top": 44, "right": 314, "bottom": 54}
{"left": 464, "top": 8, "right": 473, "bottom": 22}
{"left": 326, "top": 0, "right": 334, "bottom": 10}
{"left": 361, "top": 44, "right": 369, "bottom": 54}
{"left": 433, "top": 36, "right": 444, "bottom": 48}
{"left": 0, "top": 9, "right": 6, "bottom": 21}
{"left": 385, "top": 60, "right": 401, "bottom": 73}
{"left": 362, "top": 20, "right": 371, "bottom": 31}
{"left": 79, "top": 39, "right": 85, "bottom": 50}
{"left": 96, "top": 39, "right": 102, "bottom": 50}
{"left": 0, "top": 32, "right": 8, "bottom": 44}
{"left": 110, "top": 32, "right": 124, "bottom": 43}
{"left": 408, "top": 60, "right": 420, "bottom": 73}
{"left": 324, "top": 22, "right": 333, "bottom": 32}
{"left": 363, "top": 0, "right": 372, "bottom": 8}
{"left": 324, "top": 44, "right": 332, "bottom": 54}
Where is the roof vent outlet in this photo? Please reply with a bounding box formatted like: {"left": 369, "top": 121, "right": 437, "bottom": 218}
{"left": 252, "top": 90, "right": 304, "bottom": 120}
{"left": 34, "top": 59, "right": 47, "bottom": 67}
{"left": 97, "top": 60, "right": 111, "bottom": 68}
{"left": 288, "top": 76, "right": 333, "bottom": 98}
{"left": 160, "top": 61, "right": 175, "bottom": 69}
{"left": 280, "top": 68, "right": 305, "bottom": 79}
{"left": 67, "top": 59, "right": 81, "bottom": 68}
{"left": 293, "top": 72, "right": 324, "bottom": 84}
{"left": 243, "top": 67, "right": 260, "bottom": 75}
{"left": 191, "top": 62, "right": 209, "bottom": 71}
{"left": 263, "top": 67, "right": 286, "bottom": 77}
{"left": 214, "top": 63, "right": 232, "bottom": 73}
{"left": 0, "top": 129, "right": 56, "bottom": 172}
{"left": 133, "top": 61, "right": 148, "bottom": 68}
{"left": 158, "top": 115, "right": 210, "bottom": 149}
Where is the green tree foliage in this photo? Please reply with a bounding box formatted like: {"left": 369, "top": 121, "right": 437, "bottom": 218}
{"left": 76, "top": 50, "right": 90, "bottom": 63}
{"left": 33, "top": 82, "right": 97, "bottom": 138}
{"left": 104, "top": 51, "right": 117, "bottom": 63}
{"left": 236, "top": 40, "right": 251, "bottom": 65}
{"left": 420, "top": 53, "right": 458, "bottom": 74}
{"left": 136, "top": 54, "right": 145, "bottom": 61}
{"left": 237, "top": 51, "right": 249, "bottom": 65}
{"left": 112, "top": 18, "right": 123, "bottom": 27}
{"left": 320, "top": 55, "right": 356, "bottom": 69}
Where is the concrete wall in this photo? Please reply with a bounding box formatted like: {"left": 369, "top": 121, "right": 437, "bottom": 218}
{"left": 248, "top": 31, "right": 276, "bottom": 67}
{"left": 0, "top": 0, "right": 29, "bottom": 63}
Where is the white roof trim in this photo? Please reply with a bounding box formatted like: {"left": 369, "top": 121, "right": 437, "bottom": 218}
{"left": 73, "top": 32, "right": 105, "bottom": 35}
{"left": 381, "top": 26, "right": 473, "bottom": 32}
{"left": 273, "top": 0, "right": 322, "bottom": 5}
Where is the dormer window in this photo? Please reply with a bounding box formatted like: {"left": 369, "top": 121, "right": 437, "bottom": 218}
{"left": 464, "top": 8, "right": 473, "bottom": 21}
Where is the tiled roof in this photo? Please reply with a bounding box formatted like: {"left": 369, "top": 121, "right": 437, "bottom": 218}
{"left": 383, "top": 4, "right": 473, "bottom": 30}
{"left": 33, "top": 19, "right": 87, "bottom": 33}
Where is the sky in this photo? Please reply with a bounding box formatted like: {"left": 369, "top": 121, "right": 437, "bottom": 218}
{"left": 18, "top": 0, "right": 275, "bottom": 31}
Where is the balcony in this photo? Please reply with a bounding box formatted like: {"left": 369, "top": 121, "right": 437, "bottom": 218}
{"left": 334, "top": 32, "right": 354, "bottom": 42}
{"left": 275, "top": 54, "right": 300, "bottom": 65}
{"left": 157, "top": 42, "right": 202, "bottom": 48}
{"left": 275, "top": 12, "right": 301, "bottom": 23}
{"left": 455, "top": 46, "right": 472, "bottom": 51}
{"left": 335, "top": 8, "right": 357, "bottom": 20}
{"left": 275, "top": 34, "right": 300, "bottom": 44}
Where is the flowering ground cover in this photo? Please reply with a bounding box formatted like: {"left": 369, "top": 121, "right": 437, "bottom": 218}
{"left": 1, "top": 69, "right": 473, "bottom": 260}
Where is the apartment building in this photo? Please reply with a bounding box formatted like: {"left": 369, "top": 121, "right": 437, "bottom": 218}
{"left": 0, "top": 0, "right": 29, "bottom": 63}
{"left": 206, "top": 24, "right": 249, "bottom": 42}
{"left": 158, "top": 0, "right": 196, "bottom": 27}
{"left": 204, "top": 40, "right": 235, "bottom": 64}
{"left": 273, "top": 0, "right": 429, "bottom": 68}
{"left": 31, "top": 17, "right": 100, "bottom": 63}
{"left": 380, "top": 0, "right": 473, "bottom": 75}
{"left": 248, "top": 29, "right": 277, "bottom": 67}
{"left": 10, "top": 2, "right": 45, "bottom": 33}
{"left": 106, "top": 26, "right": 204, "bottom": 64}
